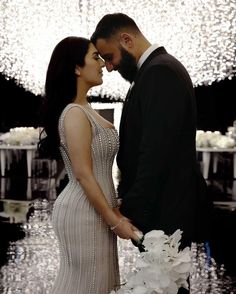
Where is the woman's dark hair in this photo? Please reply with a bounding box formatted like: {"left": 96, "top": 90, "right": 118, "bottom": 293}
{"left": 91, "top": 13, "right": 140, "bottom": 45}
{"left": 38, "top": 36, "right": 90, "bottom": 159}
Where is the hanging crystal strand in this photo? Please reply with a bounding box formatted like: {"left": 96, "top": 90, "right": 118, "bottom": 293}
{"left": 208, "top": 257, "right": 222, "bottom": 293}
{"left": 199, "top": 243, "right": 211, "bottom": 293}
{"left": 218, "top": 264, "right": 228, "bottom": 293}
{"left": 0, "top": 198, "right": 59, "bottom": 293}
{"left": 219, "top": 264, "right": 235, "bottom": 294}
{"left": 190, "top": 242, "right": 200, "bottom": 293}
{"left": 190, "top": 243, "right": 210, "bottom": 293}
{"left": 190, "top": 242, "right": 236, "bottom": 293}
{"left": 80, "top": 0, "right": 88, "bottom": 36}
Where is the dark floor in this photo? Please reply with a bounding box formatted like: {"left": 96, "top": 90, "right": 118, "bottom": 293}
{"left": 0, "top": 153, "right": 236, "bottom": 282}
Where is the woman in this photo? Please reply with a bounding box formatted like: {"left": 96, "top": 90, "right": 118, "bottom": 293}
{"left": 39, "top": 37, "right": 139, "bottom": 294}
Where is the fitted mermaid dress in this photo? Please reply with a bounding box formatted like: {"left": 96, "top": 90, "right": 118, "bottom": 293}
{"left": 51, "top": 104, "right": 120, "bottom": 294}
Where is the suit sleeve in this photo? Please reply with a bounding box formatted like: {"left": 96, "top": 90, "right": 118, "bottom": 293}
{"left": 119, "top": 65, "right": 188, "bottom": 226}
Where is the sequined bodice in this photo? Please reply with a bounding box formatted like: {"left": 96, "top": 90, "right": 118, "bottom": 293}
{"left": 58, "top": 103, "right": 119, "bottom": 206}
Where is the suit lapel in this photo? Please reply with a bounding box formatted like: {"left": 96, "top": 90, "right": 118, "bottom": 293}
{"left": 119, "top": 82, "right": 135, "bottom": 133}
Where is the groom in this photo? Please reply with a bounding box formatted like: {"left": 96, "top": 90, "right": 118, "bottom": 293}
{"left": 91, "top": 13, "right": 212, "bottom": 250}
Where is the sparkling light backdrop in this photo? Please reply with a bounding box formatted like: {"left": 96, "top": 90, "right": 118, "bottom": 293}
{"left": 0, "top": 0, "right": 235, "bottom": 99}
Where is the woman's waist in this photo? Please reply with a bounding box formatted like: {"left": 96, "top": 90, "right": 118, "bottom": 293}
{"left": 59, "top": 176, "right": 117, "bottom": 205}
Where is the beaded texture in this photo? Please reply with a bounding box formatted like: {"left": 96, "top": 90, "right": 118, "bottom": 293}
{"left": 51, "top": 103, "right": 120, "bottom": 294}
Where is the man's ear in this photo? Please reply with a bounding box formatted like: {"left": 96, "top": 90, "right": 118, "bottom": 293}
{"left": 119, "top": 33, "right": 133, "bottom": 49}
{"left": 75, "top": 65, "right": 81, "bottom": 76}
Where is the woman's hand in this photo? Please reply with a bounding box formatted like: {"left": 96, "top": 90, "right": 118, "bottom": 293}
{"left": 113, "top": 218, "right": 141, "bottom": 241}
{"left": 111, "top": 207, "right": 143, "bottom": 241}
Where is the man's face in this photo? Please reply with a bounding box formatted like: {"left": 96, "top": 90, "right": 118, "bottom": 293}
{"left": 95, "top": 38, "right": 138, "bottom": 83}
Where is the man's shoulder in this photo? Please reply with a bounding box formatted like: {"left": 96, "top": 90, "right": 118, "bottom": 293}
{"left": 141, "top": 56, "right": 175, "bottom": 76}
{"left": 142, "top": 52, "right": 188, "bottom": 78}
{"left": 150, "top": 51, "right": 181, "bottom": 67}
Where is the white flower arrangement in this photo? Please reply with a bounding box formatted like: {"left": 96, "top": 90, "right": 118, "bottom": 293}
{"left": 111, "top": 230, "right": 192, "bottom": 294}
{"left": 196, "top": 130, "right": 235, "bottom": 148}
{"left": 0, "top": 200, "right": 32, "bottom": 223}
{"left": 0, "top": 127, "right": 40, "bottom": 145}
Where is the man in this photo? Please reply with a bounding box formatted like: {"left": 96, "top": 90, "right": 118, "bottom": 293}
{"left": 91, "top": 13, "right": 212, "bottom": 249}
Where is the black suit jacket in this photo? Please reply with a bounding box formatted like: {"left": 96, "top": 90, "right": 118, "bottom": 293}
{"left": 117, "top": 47, "right": 212, "bottom": 244}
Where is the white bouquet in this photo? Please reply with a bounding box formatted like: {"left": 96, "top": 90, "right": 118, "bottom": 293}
{"left": 111, "top": 229, "right": 192, "bottom": 294}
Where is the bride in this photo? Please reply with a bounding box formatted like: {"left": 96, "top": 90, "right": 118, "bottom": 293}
{"left": 39, "top": 36, "right": 140, "bottom": 294}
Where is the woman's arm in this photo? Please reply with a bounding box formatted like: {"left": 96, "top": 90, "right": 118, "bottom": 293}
{"left": 64, "top": 107, "right": 140, "bottom": 240}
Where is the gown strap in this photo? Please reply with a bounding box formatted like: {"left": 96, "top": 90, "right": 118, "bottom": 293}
{"left": 58, "top": 103, "right": 97, "bottom": 147}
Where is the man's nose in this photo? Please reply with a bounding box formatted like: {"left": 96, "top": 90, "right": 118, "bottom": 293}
{"left": 105, "top": 62, "right": 114, "bottom": 72}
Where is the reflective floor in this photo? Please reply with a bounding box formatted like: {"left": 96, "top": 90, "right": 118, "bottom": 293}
{"left": 0, "top": 156, "right": 236, "bottom": 293}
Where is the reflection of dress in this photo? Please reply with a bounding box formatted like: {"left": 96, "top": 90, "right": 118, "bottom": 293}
{"left": 51, "top": 104, "right": 120, "bottom": 294}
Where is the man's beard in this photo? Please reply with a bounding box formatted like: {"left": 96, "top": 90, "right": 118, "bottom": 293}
{"left": 117, "top": 47, "right": 138, "bottom": 83}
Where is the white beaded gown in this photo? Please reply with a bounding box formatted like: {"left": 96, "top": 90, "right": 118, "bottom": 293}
{"left": 51, "top": 104, "right": 120, "bottom": 294}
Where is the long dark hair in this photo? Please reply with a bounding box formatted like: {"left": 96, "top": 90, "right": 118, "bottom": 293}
{"left": 38, "top": 36, "right": 90, "bottom": 159}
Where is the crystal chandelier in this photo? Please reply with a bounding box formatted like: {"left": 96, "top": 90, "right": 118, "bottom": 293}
{"left": 0, "top": 0, "right": 235, "bottom": 99}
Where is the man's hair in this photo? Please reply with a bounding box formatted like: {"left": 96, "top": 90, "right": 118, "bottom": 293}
{"left": 91, "top": 13, "right": 140, "bottom": 44}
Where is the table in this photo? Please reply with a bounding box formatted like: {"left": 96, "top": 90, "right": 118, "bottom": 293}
{"left": 196, "top": 147, "right": 236, "bottom": 179}
{"left": 0, "top": 144, "right": 37, "bottom": 177}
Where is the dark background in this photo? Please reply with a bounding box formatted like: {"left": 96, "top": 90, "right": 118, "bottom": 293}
{"left": 0, "top": 73, "right": 235, "bottom": 133}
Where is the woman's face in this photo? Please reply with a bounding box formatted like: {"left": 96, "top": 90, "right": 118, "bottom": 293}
{"left": 78, "top": 43, "right": 105, "bottom": 87}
